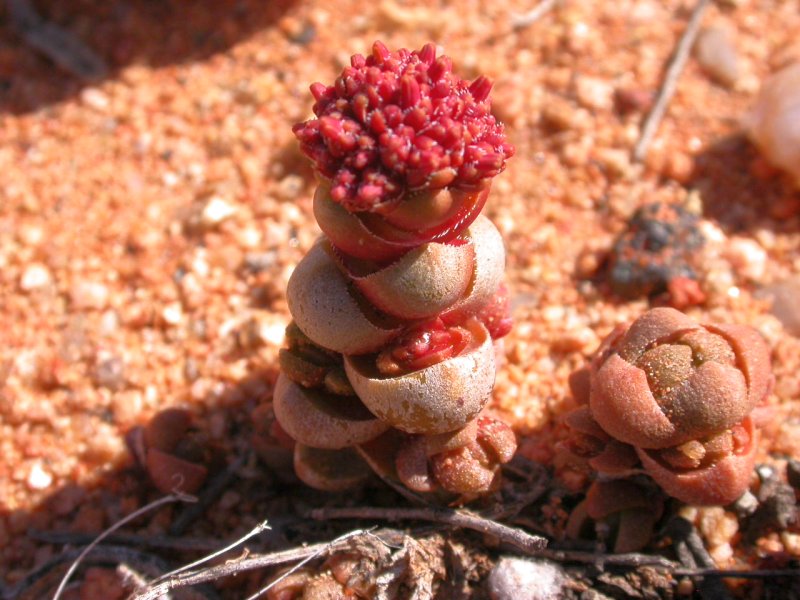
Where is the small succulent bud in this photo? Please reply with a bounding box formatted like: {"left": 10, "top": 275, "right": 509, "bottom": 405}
{"left": 590, "top": 307, "right": 771, "bottom": 451}
{"left": 366, "top": 415, "right": 516, "bottom": 498}
{"left": 128, "top": 408, "right": 212, "bottom": 495}
{"left": 566, "top": 479, "right": 664, "bottom": 553}
{"left": 564, "top": 307, "right": 773, "bottom": 507}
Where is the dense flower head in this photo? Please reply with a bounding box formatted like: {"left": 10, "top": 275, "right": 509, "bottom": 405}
{"left": 293, "top": 41, "right": 515, "bottom": 212}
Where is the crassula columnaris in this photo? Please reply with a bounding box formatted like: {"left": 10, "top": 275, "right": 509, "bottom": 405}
{"left": 255, "top": 41, "right": 517, "bottom": 498}
{"left": 563, "top": 307, "right": 772, "bottom": 507}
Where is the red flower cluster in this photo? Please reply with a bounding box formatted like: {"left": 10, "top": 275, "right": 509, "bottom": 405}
{"left": 293, "top": 41, "right": 514, "bottom": 212}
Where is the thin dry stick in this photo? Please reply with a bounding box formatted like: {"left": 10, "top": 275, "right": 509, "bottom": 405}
{"left": 148, "top": 520, "right": 270, "bottom": 585}
{"left": 116, "top": 564, "right": 150, "bottom": 593}
{"left": 7, "top": 0, "right": 108, "bottom": 81}
{"left": 510, "top": 0, "right": 559, "bottom": 30}
{"left": 312, "top": 507, "right": 678, "bottom": 570}
{"left": 51, "top": 492, "right": 196, "bottom": 600}
{"left": 29, "top": 529, "right": 227, "bottom": 552}
{"left": 130, "top": 529, "right": 405, "bottom": 600}
{"left": 3, "top": 545, "right": 170, "bottom": 600}
{"left": 243, "top": 529, "right": 386, "bottom": 600}
{"left": 309, "top": 506, "right": 547, "bottom": 554}
{"left": 536, "top": 547, "right": 677, "bottom": 569}
{"left": 673, "top": 568, "right": 800, "bottom": 579}
{"left": 632, "top": 0, "right": 711, "bottom": 162}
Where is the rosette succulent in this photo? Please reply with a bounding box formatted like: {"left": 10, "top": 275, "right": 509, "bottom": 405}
{"left": 256, "top": 41, "right": 517, "bottom": 499}
{"left": 563, "top": 307, "right": 772, "bottom": 507}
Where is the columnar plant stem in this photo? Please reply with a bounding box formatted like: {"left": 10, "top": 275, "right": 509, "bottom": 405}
{"left": 260, "top": 42, "right": 518, "bottom": 499}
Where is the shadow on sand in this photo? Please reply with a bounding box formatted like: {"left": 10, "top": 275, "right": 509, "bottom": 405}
{"left": 0, "top": 0, "right": 298, "bottom": 115}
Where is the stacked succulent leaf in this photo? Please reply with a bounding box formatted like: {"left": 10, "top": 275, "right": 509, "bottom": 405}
{"left": 262, "top": 42, "right": 518, "bottom": 497}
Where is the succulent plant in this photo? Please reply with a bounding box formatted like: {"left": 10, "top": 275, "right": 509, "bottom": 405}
{"left": 257, "top": 41, "right": 517, "bottom": 498}
{"left": 745, "top": 62, "right": 800, "bottom": 187}
{"left": 127, "top": 408, "right": 212, "bottom": 495}
{"left": 563, "top": 307, "right": 772, "bottom": 507}
{"left": 565, "top": 478, "right": 664, "bottom": 553}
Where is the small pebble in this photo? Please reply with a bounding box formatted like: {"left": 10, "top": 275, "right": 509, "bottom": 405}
{"left": 606, "top": 202, "right": 705, "bottom": 301}
{"left": 697, "top": 507, "right": 738, "bottom": 548}
{"left": 27, "top": 462, "right": 53, "bottom": 491}
{"left": 724, "top": 237, "right": 767, "bottom": 282}
{"left": 487, "top": 557, "right": 565, "bottom": 600}
{"left": 732, "top": 490, "right": 759, "bottom": 518}
{"left": 80, "top": 87, "right": 111, "bottom": 111}
{"left": 244, "top": 251, "right": 278, "bottom": 272}
{"left": 694, "top": 27, "right": 740, "bottom": 88}
{"left": 574, "top": 75, "right": 614, "bottom": 111}
{"left": 161, "top": 302, "right": 183, "bottom": 326}
{"left": 200, "top": 196, "right": 237, "bottom": 228}
{"left": 614, "top": 87, "right": 654, "bottom": 115}
{"left": 93, "top": 354, "right": 126, "bottom": 391}
{"left": 757, "top": 278, "right": 800, "bottom": 335}
{"left": 70, "top": 280, "right": 109, "bottom": 310}
{"left": 275, "top": 175, "right": 304, "bottom": 200}
{"left": 19, "top": 263, "right": 52, "bottom": 291}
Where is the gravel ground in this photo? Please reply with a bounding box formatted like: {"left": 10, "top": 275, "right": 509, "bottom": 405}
{"left": 1, "top": 0, "right": 800, "bottom": 597}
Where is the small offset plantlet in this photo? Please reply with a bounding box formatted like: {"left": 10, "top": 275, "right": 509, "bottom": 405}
{"left": 562, "top": 307, "right": 772, "bottom": 548}
{"left": 258, "top": 41, "right": 517, "bottom": 498}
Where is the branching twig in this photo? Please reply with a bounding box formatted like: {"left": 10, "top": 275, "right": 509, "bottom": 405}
{"left": 147, "top": 520, "right": 270, "bottom": 586}
{"left": 312, "top": 506, "right": 678, "bottom": 570}
{"left": 51, "top": 492, "right": 196, "bottom": 600}
{"left": 632, "top": 0, "right": 711, "bottom": 162}
{"left": 510, "top": 0, "right": 559, "bottom": 31}
{"left": 129, "top": 528, "right": 406, "bottom": 600}
{"left": 309, "top": 506, "right": 547, "bottom": 554}
{"left": 242, "top": 529, "right": 387, "bottom": 600}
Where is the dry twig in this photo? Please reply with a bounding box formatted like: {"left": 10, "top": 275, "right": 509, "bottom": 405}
{"left": 51, "top": 492, "right": 196, "bottom": 600}
{"left": 632, "top": 0, "right": 712, "bottom": 162}
{"left": 536, "top": 547, "right": 677, "bottom": 569}
{"left": 129, "top": 529, "right": 406, "bottom": 600}
{"left": 7, "top": 0, "right": 108, "bottom": 81}
{"left": 510, "top": 0, "right": 559, "bottom": 30}
{"left": 673, "top": 567, "right": 800, "bottom": 579}
{"left": 147, "top": 520, "right": 271, "bottom": 588}
{"left": 29, "top": 529, "right": 226, "bottom": 553}
{"left": 309, "top": 506, "right": 547, "bottom": 554}
{"left": 312, "top": 505, "right": 678, "bottom": 570}
{"left": 2, "top": 545, "right": 170, "bottom": 600}
{"left": 665, "top": 517, "right": 733, "bottom": 600}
